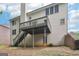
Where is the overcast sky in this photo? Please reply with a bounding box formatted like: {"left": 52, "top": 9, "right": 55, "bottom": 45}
{"left": 0, "top": 3, "right": 49, "bottom": 18}
{"left": 0, "top": 3, "right": 79, "bottom": 32}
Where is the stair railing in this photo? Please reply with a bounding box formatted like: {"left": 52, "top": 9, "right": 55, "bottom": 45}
{"left": 13, "top": 31, "right": 24, "bottom": 45}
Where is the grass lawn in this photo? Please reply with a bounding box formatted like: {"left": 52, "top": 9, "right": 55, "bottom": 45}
{"left": 0, "top": 44, "right": 8, "bottom": 49}
{"left": 74, "top": 32, "right": 79, "bottom": 40}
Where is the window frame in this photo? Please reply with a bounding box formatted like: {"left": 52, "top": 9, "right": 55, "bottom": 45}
{"left": 60, "top": 18, "right": 65, "bottom": 25}
{"left": 12, "top": 29, "right": 16, "bottom": 35}
{"left": 12, "top": 21, "right": 16, "bottom": 26}
{"left": 55, "top": 5, "right": 59, "bottom": 13}
{"left": 29, "top": 17, "right": 31, "bottom": 19}
{"left": 50, "top": 6, "right": 54, "bottom": 14}
{"left": 45, "top": 8, "right": 49, "bottom": 16}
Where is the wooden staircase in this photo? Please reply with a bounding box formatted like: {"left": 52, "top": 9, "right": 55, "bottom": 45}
{"left": 13, "top": 31, "right": 27, "bottom": 46}
{"left": 13, "top": 16, "right": 51, "bottom": 47}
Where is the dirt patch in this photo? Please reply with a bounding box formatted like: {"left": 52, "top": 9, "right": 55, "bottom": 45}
{"left": 0, "top": 46, "right": 79, "bottom": 56}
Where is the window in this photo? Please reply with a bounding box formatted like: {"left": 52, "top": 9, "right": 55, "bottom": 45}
{"left": 45, "top": 5, "right": 59, "bottom": 15}
{"left": 60, "top": 19, "right": 65, "bottom": 25}
{"left": 29, "top": 17, "right": 31, "bottom": 19}
{"left": 12, "top": 21, "right": 16, "bottom": 26}
{"left": 45, "top": 8, "right": 49, "bottom": 15}
{"left": 12, "top": 29, "right": 16, "bottom": 35}
{"left": 50, "top": 7, "right": 53, "bottom": 14}
{"left": 12, "top": 21, "right": 14, "bottom": 26}
{"left": 55, "top": 5, "right": 59, "bottom": 13}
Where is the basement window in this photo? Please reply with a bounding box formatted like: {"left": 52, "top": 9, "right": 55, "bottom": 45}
{"left": 60, "top": 19, "right": 65, "bottom": 25}
{"left": 12, "top": 29, "right": 16, "bottom": 35}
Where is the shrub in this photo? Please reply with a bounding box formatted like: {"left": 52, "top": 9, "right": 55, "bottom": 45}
{"left": 48, "top": 43, "right": 53, "bottom": 47}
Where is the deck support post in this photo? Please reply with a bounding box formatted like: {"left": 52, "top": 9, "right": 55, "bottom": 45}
{"left": 32, "top": 29, "right": 34, "bottom": 48}
{"left": 24, "top": 32, "right": 26, "bottom": 48}
{"left": 44, "top": 27, "right": 47, "bottom": 46}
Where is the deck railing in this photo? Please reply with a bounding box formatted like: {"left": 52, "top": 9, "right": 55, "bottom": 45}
{"left": 13, "top": 31, "right": 24, "bottom": 46}
{"left": 13, "top": 16, "right": 52, "bottom": 46}
{"left": 20, "top": 16, "right": 47, "bottom": 29}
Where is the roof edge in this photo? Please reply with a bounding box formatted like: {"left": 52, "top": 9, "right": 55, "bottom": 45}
{"left": 10, "top": 3, "right": 67, "bottom": 21}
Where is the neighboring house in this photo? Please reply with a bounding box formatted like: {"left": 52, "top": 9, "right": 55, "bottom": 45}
{"left": 0, "top": 25, "right": 10, "bottom": 45}
{"left": 10, "top": 3, "right": 68, "bottom": 47}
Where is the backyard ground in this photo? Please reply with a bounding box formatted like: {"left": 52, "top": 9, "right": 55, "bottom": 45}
{"left": 0, "top": 45, "right": 79, "bottom": 56}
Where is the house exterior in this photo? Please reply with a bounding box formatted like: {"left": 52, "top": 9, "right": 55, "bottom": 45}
{"left": 0, "top": 25, "right": 10, "bottom": 45}
{"left": 10, "top": 3, "right": 68, "bottom": 47}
